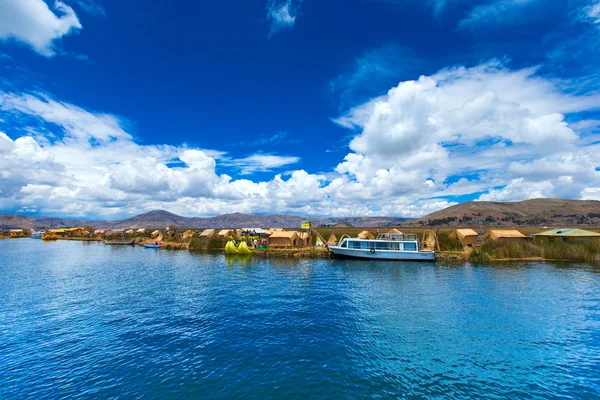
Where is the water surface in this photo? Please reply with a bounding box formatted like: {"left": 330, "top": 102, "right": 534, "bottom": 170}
{"left": 1, "top": 239, "right": 599, "bottom": 398}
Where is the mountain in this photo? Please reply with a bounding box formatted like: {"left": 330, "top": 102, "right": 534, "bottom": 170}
{"left": 414, "top": 199, "right": 600, "bottom": 226}
{"left": 3, "top": 199, "right": 598, "bottom": 230}
{"left": 0, "top": 214, "right": 100, "bottom": 230}
{"left": 0, "top": 211, "right": 411, "bottom": 230}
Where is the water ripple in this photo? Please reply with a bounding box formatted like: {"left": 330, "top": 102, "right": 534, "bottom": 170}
{"left": 0, "top": 240, "right": 599, "bottom": 398}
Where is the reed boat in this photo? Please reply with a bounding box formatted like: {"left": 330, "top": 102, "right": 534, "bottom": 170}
{"left": 329, "top": 233, "right": 436, "bottom": 261}
{"left": 104, "top": 239, "right": 135, "bottom": 245}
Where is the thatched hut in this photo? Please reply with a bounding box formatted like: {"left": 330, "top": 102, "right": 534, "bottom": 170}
{"left": 483, "top": 229, "right": 527, "bottom": 243}
{"left": 327, "top": 234, "right": 338, "bottom": 245}
{"left": 387, "top": 228, "right": 403, "bottom": 235}
{"left": 269, "top": 231, "right": 301, "bottom": 248}
{"left": 357, "top": 230, "right": 375, "bottom": 240}
{"left": 532, "top": 228, "right": 600, "bottom": 244}
{"left": 200, "top": 229, "right": 217, "bottom": 238}
{"left": 182, "top": 230, "right": 195, "bottom": 240}
{"left": 151, "top": 230, "right": 161, "bottom": 239}
{"left": 449, "top": 229, "right": 478, "bottom": 247}
{"left": 267, "top": 228, "right": 284, "bottom": 236}
{"left": 136, "top": 228, "right": 146, "bottom": 234}
{"left": 315, "top": 235, "right": 325, "bottom": 247}
{"left": 298, "top": 232, "right": 311, "bottom": 247}
{"left": 219, "top": 229, "right": 236, "bottom": 238}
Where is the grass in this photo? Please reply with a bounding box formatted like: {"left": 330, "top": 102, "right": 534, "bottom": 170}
{"left": 467, "top": 239, "right": 600, "bottom": 262}
{"left": 189, "top": 236, "right": 227, "bottom": 251}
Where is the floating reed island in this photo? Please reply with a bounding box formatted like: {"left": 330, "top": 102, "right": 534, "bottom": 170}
{"left": 6, "top": 225, "right": 600, "bottom": 262}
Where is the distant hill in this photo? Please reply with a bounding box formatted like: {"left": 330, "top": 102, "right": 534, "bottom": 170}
{"left": 414, "top": 199, "right": 600, "bottom": 227}
{"left": 0, "top": 214, "right": 100, "bottom": 230}
{"left": 0, "top": 211, "right": 411, "bottom": 230}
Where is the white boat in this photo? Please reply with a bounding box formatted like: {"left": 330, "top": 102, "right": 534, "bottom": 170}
{"left": 31, "top": 231, "right": 44, "bottom": 239}
{"left": 329, "top": 233, "right": 436, "bottom": 261}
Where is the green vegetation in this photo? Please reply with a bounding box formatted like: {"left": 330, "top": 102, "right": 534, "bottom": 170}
{"left": 467, "top": 239, "right": 600, "bottom": 262}
{"left": 189, "top": 236, "right": 227, "bottom": 251}
{"left": 437, "top": 232, "right": 464, "bottom": 251}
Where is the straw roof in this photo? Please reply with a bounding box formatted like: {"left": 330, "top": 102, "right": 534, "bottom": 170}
{"left": 315, "top": 236, "right": 325, "bottom": 246}
{"left": 452, "top": 229, "right": 478, "bottom": 240}
{"left": 136, "top": 228, "right": 146, "bottom": 233}
{"left": 533, "top": 228, "right": 600, "bottom": 237}
{"left": 484, "top": 229, "right": 526, "bottom": 241}
{"left": 269, "top": 231, "right": 300, "bottom": 239}
{"left": 358, "top": 230, "right": 375, "bottom": 240}
{"left": 267, "top": 228, "right": 284, "bottom": 235}
{"left": 199, "top": 228, "right": 216, "bottom": 237}
{"left": 151, "top": 230, "right": 160, "bottom": 237}
{"left": 327, "top": 234, "right": 337, "bottom": 245}
{"left": 182, "top": 230, "right": 195, "bottom": 240}
{"left": 219, "top": 229, "right": 236, "bottom": 237}
{"left": 387, "top": 228, "right": 403, "bottom": 235}
{"left": 299, "top": 232, "right": 310, "bottom": 240}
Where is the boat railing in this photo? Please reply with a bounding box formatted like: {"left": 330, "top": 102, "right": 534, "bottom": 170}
{"left": 376, "top": 233, "right": 418, "bottom": 241}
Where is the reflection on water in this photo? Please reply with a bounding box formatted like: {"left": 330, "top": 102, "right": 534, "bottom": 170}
{"left": 1, "top": 239, "right": 599, "bottom": 398}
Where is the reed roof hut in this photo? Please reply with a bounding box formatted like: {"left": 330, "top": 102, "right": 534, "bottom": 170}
{"left": 532, "top": 228, "right": 600, "bottom": 244}
{"left": 357, "top": 230, "right": 375, "bottom": 240}
{"left": 483, "top": 229, "right": 526, "bottom": 243}
{"left": 182, "top": 230, "right": 195, "bottom": 240}
{"left": 387, "top": 228, "right": 403, "bottom": 234}
{"left": 269, "top": 231, "right": 301, "bottom": 248}
{"left": 219, "top": 229, "right": 236, "bottom": 238}
{"left": 200, "top": 229, "right": 217, "bottom": 237}
{"left": 449, "top": 228, "right": 478, "bottom": 247}
{"left": 327, "top": 234, "right": 338, "bottom": 245}
{"left": 151, "top": 230, "right": 161, "bottom": 239}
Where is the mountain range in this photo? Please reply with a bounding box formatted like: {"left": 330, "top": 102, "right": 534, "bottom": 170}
{"left": 0, "top": 210, "right": 410, "bottom": 230}
{"left": 414, "top": 198, "right": 600, "bottom": 226}
{"left": 2, "top": 199, "right": 599, "bottom": 230}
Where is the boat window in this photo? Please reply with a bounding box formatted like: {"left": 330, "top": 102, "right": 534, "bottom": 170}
{"left": 350, "top": 241, "right": 362, "bottom": 249}
{"left": 391, "top": 242, "right": 400, "bottom": 250}
{"left": 375, "top": 242, "right": 391, "bottom": 250}
{"left": 403, "top": 242, "right": 417, "bottom": 251}
{"left": 341, "top": 240, "right": 348, "bottom": 248}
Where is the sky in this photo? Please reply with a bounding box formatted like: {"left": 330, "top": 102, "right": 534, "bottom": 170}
{"left": 0, "top": 0, "right": 600, "bottom": 219}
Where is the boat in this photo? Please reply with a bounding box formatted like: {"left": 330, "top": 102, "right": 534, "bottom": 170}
{"left": 144, "top": 243, "right": 162, "bottom": 248}
{"left": 104, "top": 239, "right": 135, "bottom": 245}
{"left": 328, "top": 233, "right": 436, "bottom": 261}
{"left": 31, "top": 231, "right": 44, "bottom": 239}
{"left": 224, "top": 240, "right": 252, "bottom": 255}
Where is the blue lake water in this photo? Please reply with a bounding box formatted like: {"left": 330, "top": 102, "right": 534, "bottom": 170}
{"left": 1, "top": 239, "right": 599, "bottom": 399}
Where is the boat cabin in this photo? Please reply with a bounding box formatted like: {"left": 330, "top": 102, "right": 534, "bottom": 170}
{"left": 338, "top": 233, "right": 420, "bottom": 252}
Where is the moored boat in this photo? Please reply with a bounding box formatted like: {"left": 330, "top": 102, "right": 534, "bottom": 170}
{"left": 104, "top": 239, "right": 135, "bottom": 245}
{"left": 329, "top": 233, "right": 436, "bottom": 261}
{"left": 31, "top": 231, "right": 44, "bottom": 239}
{"left": 144, "top": 243, "right": 162, "bottom": 248}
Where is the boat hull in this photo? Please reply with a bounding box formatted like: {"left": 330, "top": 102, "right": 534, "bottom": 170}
{"left": 104, "top": 239, "right": 135, "bottom": 245}
{"left": 329, "top": 246, "right": 436, "bottom": 261}
{"left": 144, "top": 244, "right": 161, "bottom": 248}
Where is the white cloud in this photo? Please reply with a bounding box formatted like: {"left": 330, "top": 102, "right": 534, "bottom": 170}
{"left": 587, "top": 1, "right": 600, "bottom": 24}
{"left": 1, "top": 60, "right": 600, "bottom": 219}
{"left": 0, "top": 0, "right": 82, "bottom": 56}
{"left": 267, "top": 0, "right": 298, "bottom": 37}
{"left": 334, "top": 60, "right": 600, "bottom": 206}
{"left": 459, "top": 0, "right": 539, "bottom": 29}
{"left": 232, "top": 154, "right": 300, "bottom": 175}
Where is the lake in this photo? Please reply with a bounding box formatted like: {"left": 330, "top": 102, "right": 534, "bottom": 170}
{"left": 1, "top": 239, "right": 599, "bottom": 399}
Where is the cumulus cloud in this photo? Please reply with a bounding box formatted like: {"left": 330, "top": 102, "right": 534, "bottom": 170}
{"left": 1, "top": 60, "right": 600, "bottom": 219}
{"left": 335, "top": 60, "right": 600, "bottom": 205}
{"left": 267, "top": 0, "right": 298, "bottom": 37}
{"left": 0, "top": 0, "right": 82, "bottom": 56}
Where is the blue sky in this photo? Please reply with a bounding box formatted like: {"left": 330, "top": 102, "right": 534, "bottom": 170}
{"left": 0, "top": 0, "right": 600, "bottom": 218}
